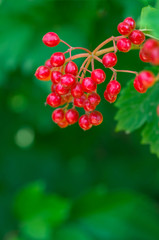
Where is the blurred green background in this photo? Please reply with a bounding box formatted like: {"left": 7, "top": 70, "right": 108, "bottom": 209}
{"left": 1, "top": 0, "right": 159, "bottom": 239}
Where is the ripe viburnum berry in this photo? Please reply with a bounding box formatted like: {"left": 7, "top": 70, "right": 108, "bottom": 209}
{"left": 102, "top": 53, "right": 117, "bottom": 68}
{"left": 50, "top": 52, "right": 65, "bottom": 67}
{"left": 91, "top": 69, "right": 106, "bottom": 84}
{"left": 55, "top": 83, "right": 69, "bottom": 95}
{"left": 138, "top": 71, "right": 155, "bottom": 88}
{"left": 35, "top": 66, "right": 50, "bottom": 81}
{"left": 106, "top": 80, "right": 121, "bottom": 95}
{"left": 88, "top": 93, "right": 101, "bottom": 106}
{"left": 65, "top": 109, "right": 79, "bottom": 124}
{"left": 52, "top": 108, "right": 65, "bottom": 123}
{"left": 79, "top": 115, "right": 92, "bottom": 130}
{"left": 71, "top": 83, "right": 83, "bottom": 98}
{"left": 82, "top": 77, "right": 97, "bottom": 93}
{"left": 123, "top": 17, "right": 136, "bottom": 30}
{"left": 151, "top": 47, "right": 159, "bottom": 65}
{"left": 46, "top": 93, "right": 61, "bottom": 107}
{"left": 117, "top": 38, "right": 131, "bottom": 52}
{"left": 143, "top": 39, "right": 158, "bottom": 52}
{"left": 45, "top": 59, "right": 52, "bottom": 69}
{"left": 61, "top": 74, "right": 76, "bottom": 88}
{"left": 83, "top": 99, "right": 96, "bottom": 112}
{"left": 65, "top": 61, "right": 78, "bottom": 76}
{"left": 89, "top": 111, "right": 103, "bottom": 126}
{"left": 51, "top": 84, "right": 56, "bottom": 92}
{"left": 117, "top": 22, "right": 131, "bottom": 35}
{"left": 104, "top": 90, "right": 117, "bottom": 103}
{"left": 129, "top": 30, "right": 145, "bottom": 45}
{"left": 42, "top": 32, "right": 60, "bottom": 47}
{"left": 57, "top": 120, "right": 69, "bottom": 128}
{"left": 133, "top": 77, "right": 147, "bottom": 93}
{"left": 74, "top": 94, "right": 87, "bottom": 108}
{"left": 139, "top": 48, "right": 151, "bottom": 62}
{"left": 51, "top": 71, "right": 62, "bottom": 84}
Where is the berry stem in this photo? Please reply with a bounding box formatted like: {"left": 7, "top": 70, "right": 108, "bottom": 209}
{"left": 60, "top": 39, "right": 72, "bottom": 48}
{"left": 72, "top": 47, "right": 92, "bottom": 54}
{"left": 80, "top": 58, "right": 91, "bottom": 81}
{"left": 110, "top": 67, "right": 138, "bottom": 75}
{"left": 93, "top": 55, "right": 102, "bottom": 63}
{"left": 93, "top": 36, "right": 122, "bottom": 54}
{"left": 91, "top": 58, "right": 94, "bottom": 71}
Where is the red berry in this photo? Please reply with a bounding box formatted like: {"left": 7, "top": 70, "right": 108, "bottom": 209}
{"left": 88, "top": 93, "right": 101, "bottom": 106}
{"left": 104, "top": 90, "right": 117, "bottom": 103}
{"left": 123, "top": 17, "right": 136, "bottom": 30}
{"left": 57, "top": 120, "right": 69, "bottom": 128}
{"left": 65, "top": 109, "right": 79, "bottom": 124}
{"left": 82, "top": 77, "right": 97, "bottom": 93}
{"left": 65, "top": 61, "right": 78, "bottom": 76}
{"left": 42, "top": 32, "right": 60, "bottom": 47}
{"left": 106, "top": 80, "right": 121, "bottom": 95}
{"left": 74, "top": 94, "right": 87, "bottom": 108}
{"left": 139, "top": 48, "right": 151, "bottom": 62}
{"left": 61, "top": 74, "right": 76, "bottom": 89}
{"left": 102, "top": 53, "right": 117, "bottom": 68}
{"left": 138, "top": 71, "right": 155, "bottom": 88}
{"left": 51, "top": 84, "right": 56, "bottom": 92}
{"left": 117, "top": 22, "right": 131, "bottom": 35}
{"left": 117, "top": 38, "right": 131, "bottom": 52}
{"left": 55, "top": 83, "right": 69, "bottom": 95}
{"left": 89, "top": 111, "right": 103, "bottom": 126}
{"left": 133, "top": 77, "right": 147, "bottom": 93}
{"left": 52, "top": 108, "right": 65, "bottom": 123}
{"left": 35, "top": 66, "right": 50, "bottom": 81}
{"left": 79, "top": 115, "right": 92, "bottom": 130}
{"left": 71, "top": 83, "right": 83, "bottom": 98}
{"left": 83, "top": 99, "right": 96, "bottom": 112}
{"left": 129, "top": 30, "right": 145, "bottom": 45}
{"left": 151, "top": 47, "right": 159, "bottom": 65}
{"left": 46, "top": 93, "right": 61, "bottom": 107}
{"left": 91, "top": 69, "right": 106, "bottom": 84}
{"left": 51, "top": 71, "right": 62, "bottom": 84}
{"left": 50, "top": 52, "right": 65, "bottom": 67}
{"left": 143, "top": 39, "right": 158, "bottom": 52}
{"left": 45, "top": 59, "right": 53, "bottom": 69}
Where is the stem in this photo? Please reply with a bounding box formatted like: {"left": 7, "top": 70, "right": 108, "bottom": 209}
{"left": 91, "top": 58, "right": 94, "bottom": 71}
{"left": 65, "top": 53, "right": 89, "bottom": 63}
{"left": 78, "top": 56, "right": 91, "bottom": 76}
{"left": 96, "top": 46, "right": 114, "bottom": 56}
{"left": 93, "top": 55, "right": 102, "bottom": 63}
{"left": 60, "top": 40, "right": 72, "bottom": 48}
{"left": 110, "top": 67, "right": 138, "bottom": 75}
{"left": 72, "top": 47, "right": 92, "bottom": 54}
{"left": 80, "top": 58, "right": 91, "bottom": 81}
{"left": 93, "top": 36, "right": 122, "bottom": 54}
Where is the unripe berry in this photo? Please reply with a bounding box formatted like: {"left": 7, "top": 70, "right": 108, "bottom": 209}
{"left": 117, "top": 38, "right": 131, "bottom": 52}
{"left": 71, "top": 83, "right": 83, "bottom": 98}
{"left": 133, "top": 77, "right": 147, "bottom": 93}
{"left": 65, "top": 61, "right": 78, "bottom": 76}
{"left": 102, "top": 53, "right": 117, "bottom": 68}
{"left": 138, "top": 71, "right": 155, "bottom": 88}
{"left": 74, "top": 94, "right": 87, "bottom": 108}
{"left": 129, "top": 30, "right": 145, "bottom": 45}
{"left": 106, "top": 80, "right": 121, "bottom": 96}
{"left": 42, "top": 32, "right": 60, "bottom": 47}
{"left": 35, "top": 66, "right": 50, "bottom": 81}
{"left": 65, "top": 109, "right": 79, "bottom": 124}
{"left": 82, "top": 77, "right": 97, "bottom": 93}
{"left": 117, "top": 22, "right": 131, "bottom": 35}
{"left": 79, "top": 115, "right": 92, "bottom": 130}
{"left": 151, "top": 47, "right": 159, "bottom": 65}
{"left": 104, "top": 90, "right": 117, "bottom": 103}
{"left": 89, "top": 111, "right": 103, "bottom": 126}
{"left": 52, "top": 108, "right": 65, "bottom": 123}
{"left": 88, "top": 93, "right": 101, "bottom": 106}
{"left": 46, "top": 93, "right": 61, "bottom": 107}
{"left": 55, "top": 83, "right": 69, "bottom": 95}
{"left": 61, "top": 74, "right": 76, "bottom": 89}
{"left": 57, "top": 120, "right": 69, "bottom": 128}
{"left": 91, "top": 69, "right": 106, "bottom": 84}
{"left": 50, "top": 52, "right": 65, "bottom": 67}
{"left": 83, "top": 99, "right": 96, "bottom": 112}
{"left": 51, "top": 71, "right": 62, "bottom": 84}
{"left": 123, "top": 17, "right": 136, "bottom": 30}
{"left": 45, "top": 59, "right": 53, "bottom": 69}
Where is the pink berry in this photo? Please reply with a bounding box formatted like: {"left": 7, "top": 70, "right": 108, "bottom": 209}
{"left": 102, "top": 53, "right": 117, "bottom": 68}
{"left": 91, "top": 69, "right": 106, "bottom": 84}
{"left": 104, "top": 90, "right": 117, "bottom": 103}
{"left": 106, "top": 80, "right": 121, "bottom": 95}
{"left": 55, "top": 83, "right": 69, "bottom": 95}
{"left": 133, "top": 77, "right": 147, "bottom": 93}
{"left": 129, "top": 30, "right": 145, "bottom": 45}
{"left": 71, "top": 83, "right": 83, "bottom": 98}
{"left": 88, "top": 93, "right": 101, "bottom": 106}
{"left": 42, "top": 32, "right": 60, "bottom": 47}
{"left": 139, "top": 48, "right": 151, "bottom": 62}
{"left": 89, "top": 111, "right": 103, "bottom": 126}
{"left": 52, "top": 108, "right": 65, "bottom": 123}
{"left": 138, "top": 71, "right": 155, "bottom": 88}
{"left": 83, "top": 100, "right": 96, "bottom": 112}
{"left": 151, "top": 47, "right": 159, "bottom": 65}
{"left": 117, "top": 38, "right": 131, "bottom": 52}
{"left": 82, "top": 77, "right": 97, "bottom": 93}
{"left": 45, "top": 59, "right": 52, "bottom": 69}
{"left": 65, "top": 109, "right": 79, "bottom": 124}
{"left": 65, "top": 61, "right": 78, "bottom": 76}
{"left": 50, "top": 52, "right": 65, "bottom": 67}
{"left": 57, "top": 120, "right": 68, "bottom": 128}
{"left": 74, "top": 94, "right": 87, "bottom": 108}
{"left": 79, "top": 115, "right": 92, "bottom": 130}
{"left": 123, "top": 17, "right": 136, "bottom": 30}
{"left": 117, "top": 22, "right": 131, "bottom": 35}
{"left": 51, "top": 71, "right": 62, "bottom": 84}
{"left": 61, "top": 74, "right": 76, "bottom": 89}
{"left": 46, "top": 93, "right": 61, "bottom": 107}
{"left": 35, "top": 66, "right": 50, "bottom": 81}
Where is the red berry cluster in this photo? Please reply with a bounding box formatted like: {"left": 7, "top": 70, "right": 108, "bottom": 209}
{"left": 35, "top": 18, "right": 159, "bottom": 130}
